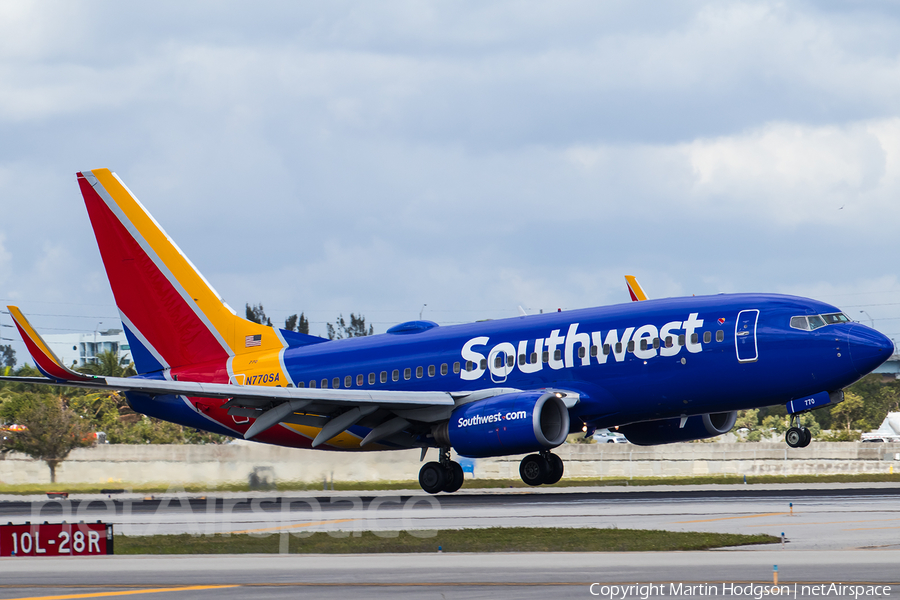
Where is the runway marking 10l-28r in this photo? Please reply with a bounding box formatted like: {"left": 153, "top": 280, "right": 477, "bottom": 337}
{"left": 0, "top": 522, "right": 112, "bottom": 556}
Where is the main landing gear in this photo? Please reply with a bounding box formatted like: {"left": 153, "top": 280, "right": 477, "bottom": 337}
{"left": 419, "top": 447, "right": 465, "bottom": 494}
{"left": 519, "top": 451, "right": 564, "bottom": 486}
{"left": 785, "top": 414, "right": 812, "bottom": 448}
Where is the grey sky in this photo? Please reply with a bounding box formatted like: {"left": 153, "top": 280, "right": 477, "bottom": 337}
{"left": 2, "top": 1, "right": 900, "bottom": 360}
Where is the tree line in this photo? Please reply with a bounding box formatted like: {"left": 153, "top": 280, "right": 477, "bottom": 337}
{"left": 734, "top": 375, "right": 900, "bottom": 442}
{"left": 244, "top": 303, "right": 372, "bottom": 339}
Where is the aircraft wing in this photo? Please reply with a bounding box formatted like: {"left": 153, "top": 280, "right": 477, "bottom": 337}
{"left": 2, "top": 305, "right": 459, "bottom": 445}
{"left": 0, "top": 374, "right": 456, "bottom": 408}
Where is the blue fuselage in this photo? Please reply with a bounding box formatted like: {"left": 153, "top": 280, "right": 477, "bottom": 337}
{"left": 274, "top": 293, "right": 892, "bottom": 431}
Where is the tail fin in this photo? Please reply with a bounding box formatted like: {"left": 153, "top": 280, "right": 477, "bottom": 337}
{"left": 7, "top": 306, "right": 94, "bottom": 382}
{"left": 625, "top": 275, "right": 648, "bottom": 302}
{"left": 76, "top": 169, "right": 290, "bottom": 379}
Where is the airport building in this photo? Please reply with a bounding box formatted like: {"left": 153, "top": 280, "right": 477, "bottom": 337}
{"left": 42, "top": 329, "right": 132, "bottom": 369}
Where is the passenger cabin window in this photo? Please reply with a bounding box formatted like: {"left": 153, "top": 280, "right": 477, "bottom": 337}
{"left": 465, "top": 361, "right": 474, "bottom": 372}
{"left": 507, "top": 355, "right": 514, "bottom": 368}
{"left": 578, "top": 347, "right": 586, "bottom": 359}
{"left": 357, "top": 374, "right": 364, "bottom": 386}
{"left": 716, "top": 330, "right": 724, "bottom": 342}
{"left": 653, "top": 338, "right": 660, "bottom": 349}
{"left": 309, "top": 380, "right": 316, "bottom": 388}
{"left": 665, "top": 336, "right": 673, "bottom": 348}
{"left": 332, "top": 377, "right": 340, "bottom": 389}
{"left": 678, "top": 334, "right": 686, "bottom": 346}
{"left": 542, "top": 351, "right": 549, "bottom": 363}
{"left": 417, "top": 366, "right": 424, "bottom": 378}
{"left": 404, "top": 368, "right": 411, "bottom": 380}
{"left": 519, "top": 354, "right": 526, "bottom": 365}
{"left": 441, "top": 363, "right": 448, "bottom": 376}
{"left": 453, "top": 362, "right": 460, "bottom": 373}
{"left": 590, "top": 345, "right": 598, "bottom": 357}
{"left": 603, "top": 344, "right": 611, "bottom": 355}
{"left": 640, "top": 339, "right": 648, "bottom": 351}
{"left": 368, "top": 373, "right": 375, "bottom": 385}
{"left": 530, "top": 352, "right": 538, "bottom": 364}
{"left": 392, "top": 369, "right": 399, "bottom": 382}
{"left": 703, "top": 331, "right": 711, "bottom": 344}
{"left": 321, "top": 379, "right": 328, "bottom": 389}
{"left": 480, "top": 359, "right": 488, "bottom": 370}
{"left": 298, "top": 382, "right": 305, "bottom": 388}
{"left": 345, "top": 375, "right": 352, "bottom": 388}
{"left": 626, "top": 341, "right": 635, "bottom": 353}
{"left": 380, "top": 371, "right": 388, "bottom": 383}
{"left": 615, "top": 342, "right": 622, "bottom": 354}
{"left": 494, "top": 355, "right": 503, "bottom": 369}
{"left": 554, "top": 349, "right": 562, "bottom": 361}
{"left": 428, "top": 365, "right": 436, "bottom": 377}
{"left": 690, "top": 333, "right": 699, "bottom": 345}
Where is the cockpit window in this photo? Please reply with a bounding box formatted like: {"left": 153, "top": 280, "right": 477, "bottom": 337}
{"left": 790, "top": 312, "right": 850, "bottom": 331}
{"left": 790, "top": 316, "right": 808, "bottom": 330}
{"left": 822, "top": 312, "right": 850, "bottom": 325}
{"left": 807, "top": 315, "right": 826, "bottom": 330}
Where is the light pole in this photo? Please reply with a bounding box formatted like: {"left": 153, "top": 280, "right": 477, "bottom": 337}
{"left": 859, "top": 311, "right": 874, "bottom": 328}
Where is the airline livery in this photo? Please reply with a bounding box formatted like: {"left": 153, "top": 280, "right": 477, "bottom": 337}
{"left": 3, "top": 169, "right": 894, "bottom": 493}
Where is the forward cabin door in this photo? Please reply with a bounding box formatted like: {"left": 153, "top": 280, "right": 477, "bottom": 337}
{"left": 489, "top": 347, "right": 511, "bottom": 383}
{"left": 735, "top": 309, "right": 760, "bottom": 363}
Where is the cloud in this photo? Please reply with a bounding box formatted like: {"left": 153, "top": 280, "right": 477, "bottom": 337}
{"left": 3, "top": 0, "right": 900, "bottom": 354}
{"left": 685, "top": 119, "right": 899, "bottom": 226}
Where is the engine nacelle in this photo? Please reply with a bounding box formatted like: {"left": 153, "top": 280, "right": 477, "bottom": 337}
{"left": 618, "top": 411, "right": 737, "bottom": 446}
{"left": 433, "top": 391, "right": 570, "bottom": 458}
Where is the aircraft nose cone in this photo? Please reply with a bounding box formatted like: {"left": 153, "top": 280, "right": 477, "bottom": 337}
{"left": 847, "top": 324, "right": 894, "bottom": 376}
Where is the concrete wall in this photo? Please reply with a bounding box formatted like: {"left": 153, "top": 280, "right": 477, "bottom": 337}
{"left": 2, "top": 441, "right": 900, "bottom": 486}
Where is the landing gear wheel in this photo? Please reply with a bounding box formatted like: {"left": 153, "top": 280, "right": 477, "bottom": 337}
{"left": 519, "top": 454, "right": 549, "bottom": 486}
{"left": 785, "top": 427, "right": 803, "bottom": 448}
{"left": 443, "top": 461, "right": 465, "bottom": 493}
{"left": 543, "top": 453, "right": 564, "bottom": 485}
{"left": 800, "top": 427, "right": 812, "bottom": 447}
{"left": 419, "top": 461, "right": 447, "bottom": 494}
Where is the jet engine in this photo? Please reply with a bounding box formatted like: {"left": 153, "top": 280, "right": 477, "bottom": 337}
{"left": 618, "top": 411, "right": 737, "bottom": 445}
{"left": 433, "top": 391, "right": 570, "bottom": 458}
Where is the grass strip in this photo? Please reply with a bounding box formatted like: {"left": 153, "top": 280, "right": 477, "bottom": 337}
{"left": 3, "top": 472, "right": 900, "bottom": 495}
{"left": 115, "top": 527, "right": 779, "bottom": 554}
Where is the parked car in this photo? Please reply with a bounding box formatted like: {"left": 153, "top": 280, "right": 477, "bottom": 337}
{"left": 592, "top": 429, "right": 628, "bottom": 443}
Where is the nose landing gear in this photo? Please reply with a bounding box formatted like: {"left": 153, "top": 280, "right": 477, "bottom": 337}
{"left": 519, "top": 451, "right": 565, "bottom": 486}
{"left": 785, "top": 414, "right": 812, "bottom": 448}
{"left": 418, "top": 447, "right": 465, "bottom": 494}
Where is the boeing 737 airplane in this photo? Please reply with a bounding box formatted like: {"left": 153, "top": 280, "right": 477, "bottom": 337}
{"left": 2, "top": 169, "right": 894, "bottom": 493}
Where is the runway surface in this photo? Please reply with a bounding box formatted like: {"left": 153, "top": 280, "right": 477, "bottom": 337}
{"left": 2, "top": 484, "right": 900, "bottom": 599}
{"left": 2, "top": 483, "right": 900, "bottom": 550}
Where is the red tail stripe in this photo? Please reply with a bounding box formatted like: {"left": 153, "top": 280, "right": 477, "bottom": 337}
{"left": 79, "top": 176, "right": 229, "bottom": 376}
